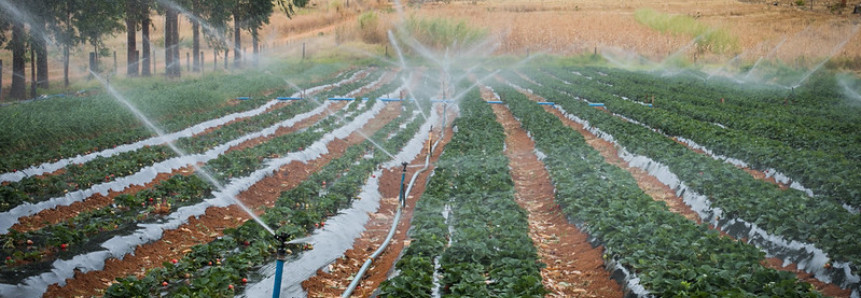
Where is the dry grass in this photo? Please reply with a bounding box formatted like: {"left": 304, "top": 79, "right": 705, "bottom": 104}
{"left": 2, "top": 0, "right": 860, "bottom": 91}
{"left": 407, "top": 0, "right": 861, "bottom": 68}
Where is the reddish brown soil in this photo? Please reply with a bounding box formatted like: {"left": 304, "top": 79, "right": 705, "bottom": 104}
{"left": 485, "top": 86, "right": 623, "bottom": 298}
{"left": 42, "top": 102, "right": 402, "bottom": 298}
{"left": 514, "top": 87, "right": 851, "bottom": 298}
{"left": 302, "top": 103, "right": 454, "bottom": 298}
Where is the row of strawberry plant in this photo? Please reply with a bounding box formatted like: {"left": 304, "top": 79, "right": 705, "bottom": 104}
{"left": 381, "top": 86, "right": 546, "bottom": 297}
{"left": 492, "top": 81, "right": 821, "bottom": 297}
{"left": 508, "top": 70, "right": 861, "bottom": 286}
{"left": 0, "top": 101, "right": 316, "bottom": 213}
{"left": 0, "top": 101, "right": 358, "bottom": 280}
{"left": 0, "top": 67, "right": 386, "bottom": 218}
{"left": 0, "top": 174, "right": 211, "bottom": 278}
{"left": 577, "top": 68, "right": 861, "bottom": 161}
{"left": 104, "top": 99, "right": 424, "bottom": 297}
{"left": 0, "top": 63, "right": 355, "bottom": 173}
{"left": 549, "top": 67, "right": 861, "bottom": 209}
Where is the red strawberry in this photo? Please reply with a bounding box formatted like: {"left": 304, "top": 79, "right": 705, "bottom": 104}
{"left": 243, "top": 240, "right": 250, "bottom": 246}
{"left": 171, "top": 259, "right": 178, "bottom": 264}
{"left": 208, "top": 261, "right": 213, "bottom": 266}
{"left": 320, "top": 222, "right": 325, "bottom": 227}
{"left": 163, "top": 281, "right": 168, "bottom": 287}
{"left": 6, "top": 256, "right": 11, "bottom": 260}
{"left": 241, "top": 278, "right": 248, "bottom": 283}
{"left": 26, "top": 240, "right": 33, "bottom": 245}
{"left": 12, "top": 169, "right": 17, "bottom": 173}
{"left": 60, "top": 243, "right": 68, "bottom": 249}
{"left": 228, "top": 284, "right": 234, "bottom": 290}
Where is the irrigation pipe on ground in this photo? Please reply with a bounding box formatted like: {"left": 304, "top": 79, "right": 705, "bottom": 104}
{"left": 341, "top": 103, "right": 450, "bottom": 297}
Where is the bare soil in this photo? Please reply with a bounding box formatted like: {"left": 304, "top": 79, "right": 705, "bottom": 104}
{"left": 484, "top": 85, "right": 623, "bottom": 297}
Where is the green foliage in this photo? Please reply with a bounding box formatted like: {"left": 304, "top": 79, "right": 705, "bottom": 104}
{"left": 491, "top": 77, "right": 821, "bottom": 297}
{"left": 381, "top": 86, "right": 545, "bottom": 298}
{"left": 0, "top": 63, "right": 347, "bottom": 173}
{"left": 401, "top": 15, "right": 488, "bottom": 50}
{"left": 634, "top": 8, "right": 738, "bottom": 54}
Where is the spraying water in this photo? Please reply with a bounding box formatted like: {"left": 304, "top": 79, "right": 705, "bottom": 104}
{"left": 790, "top": 26, "right": 860, "bottom": 88}
{"left": 303, "top": 94, "right": 397, "bottom": 159}
{"left": 743, "top": 37, "right": 788, "bottom": 81}
{"left": 89, "top": 70, "right": 276, "bottom": 236}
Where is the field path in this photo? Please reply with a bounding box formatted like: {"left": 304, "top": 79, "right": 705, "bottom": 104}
{"left": 481, "top": 84, "right": 623, "bottom": 297}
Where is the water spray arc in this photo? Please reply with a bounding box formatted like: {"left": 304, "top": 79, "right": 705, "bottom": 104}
{"left": 88, "top": 70, "right": 276, "bottom": 236}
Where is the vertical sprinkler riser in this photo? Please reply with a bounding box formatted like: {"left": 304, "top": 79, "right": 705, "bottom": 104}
{"left": 399, "top": 162, "right": 408, "bottom": 208}
{"left": 272, "top": 233, "right": 289, "bottom": 298}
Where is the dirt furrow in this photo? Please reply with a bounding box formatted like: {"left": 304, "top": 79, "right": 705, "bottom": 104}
{"left": 481, "top": 86, "right": 623, "bottom": 298}
{"left": 41, "top": 103, "right": 403, "bottom": 298}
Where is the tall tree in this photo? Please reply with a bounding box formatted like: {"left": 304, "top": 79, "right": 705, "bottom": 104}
{"left": 191, "top": 0, "right": 200, "bottom": 72}
{"left": 245, "top": 0, "right": 273, "bottom": 65}
{"left": 164, "top": 6, "right": 181, "bottom": 78}
{"left": 126, "top": 0, "right": 141, "bottom": 77}
{"left": 0, "top": 6, "right": 13, "bottom": 98}
{"left": 49, "top": 0, "right": 82, "bottom": 87}
{"left": 233, "top": 3, "right": 242, "bottom": 68}
{"left": 76, "top": 1, "right": 124, "bottom": 74}
{"left": 8, "top": 20, "right": 25, "bottom": 99}
{"left": 140, "top": 0, "right": 151, "bottom": 76}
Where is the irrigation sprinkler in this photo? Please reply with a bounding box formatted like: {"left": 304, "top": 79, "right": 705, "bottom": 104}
{"left": 272, "top": 233, "right": 290, "bottom": 298}
{"left": 398, "top": 162, "right": 408, "bottom": 208}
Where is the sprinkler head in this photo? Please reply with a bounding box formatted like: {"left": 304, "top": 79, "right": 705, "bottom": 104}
{"left": 401, "top": 162, "right": 408, "bottom": 172}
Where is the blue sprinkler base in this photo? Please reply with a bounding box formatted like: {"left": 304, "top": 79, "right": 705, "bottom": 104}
{"left": 272, "top": 258, "right": 284, "bottom": 298}
{"left": 237, "top": 97, "right": 251, "bottom": 100}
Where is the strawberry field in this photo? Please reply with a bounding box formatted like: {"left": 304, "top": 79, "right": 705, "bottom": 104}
{"left": 0, "top": 57, "right": 860, "bottom": 298}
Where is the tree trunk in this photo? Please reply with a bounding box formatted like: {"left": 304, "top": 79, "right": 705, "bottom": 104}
{"left": 63, "top": 45, "right": 70, "bottom": 87}
{"left": 234, "top": 12, "right": 241, "bottom": 68}
{"left": 9, "top": 21, "right": 26, "bottom": 100}
{"left": 141, "top": 14, "right": 151, "bottom": 76}
{"left": 252, "top": 26, "right": 259, "bottom": 66}
{"left": 126, "top": 0, "right": 139, "bottom": 77}
{"left": 192, "top": 0, "right": 200, "bottom": 72}
{"left": 165, "top": 8, "right": 181, "bottom": 78}
{"left": 30, "top": 45, "right": 37, "bottom": 98}
{"left": 164, "top": 10, "right": 173, "bottom": 77}
{"left": 172, "top": 12, "right": 180, "bottom": 77}
{"left": 35, "top": 21, "right": 49, "bottom": 89}
{"left": 63, "top": 6, "right": 71, "bottom": 87}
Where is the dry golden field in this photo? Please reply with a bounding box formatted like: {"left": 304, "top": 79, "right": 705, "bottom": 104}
{"left": 1, "top": 0, "right": 859, "bottom": 93}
